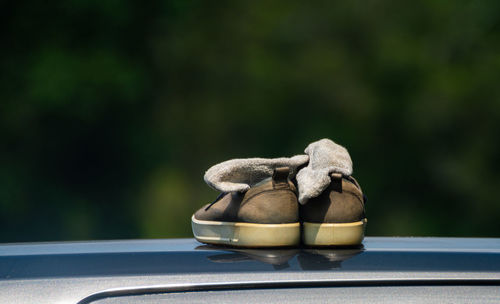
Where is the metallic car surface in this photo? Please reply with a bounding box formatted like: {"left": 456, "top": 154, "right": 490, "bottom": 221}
{"left": 1, "top": 237, "right": 499, "bottom": 303}
{"left": 92, "top": 286, "right": 500, "bottom": 304}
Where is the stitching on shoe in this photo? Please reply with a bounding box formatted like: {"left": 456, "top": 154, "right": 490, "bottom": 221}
{"left": 242, "top": 188, "right": 297, "bottom": 204}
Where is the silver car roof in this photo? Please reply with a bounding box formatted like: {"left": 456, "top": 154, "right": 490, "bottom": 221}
{"left": 1, "top": 237, "right": 500, "bottom": 304}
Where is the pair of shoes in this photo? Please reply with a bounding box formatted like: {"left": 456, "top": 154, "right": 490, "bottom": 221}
{"left": 191, "top": 167, "right": 367, "bottom": 247}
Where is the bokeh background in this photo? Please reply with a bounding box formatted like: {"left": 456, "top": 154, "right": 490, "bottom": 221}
{"left": 2, "top": 0, "right": 500, "bottom": 242}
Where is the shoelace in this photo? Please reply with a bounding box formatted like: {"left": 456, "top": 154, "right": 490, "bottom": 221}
{"left": 204, "top": 192, "right": 227, "bottom": 211}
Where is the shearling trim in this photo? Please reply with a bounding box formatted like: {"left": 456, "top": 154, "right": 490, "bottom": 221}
{"left": 204, "top": 155, "right": 309, "bottom": 193}
{"left": 203, "top": 139, "right": 354, "bottom": 205}
{"left": 296, "top": 138, "right": 353, "bottom": 204}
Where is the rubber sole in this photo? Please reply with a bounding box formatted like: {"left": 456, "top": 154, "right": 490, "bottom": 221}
{"left": 191, "top": 215, "right": 301, "bottom": 247}
{"left": 303, "top": 218, "right": 367, "bottom": 246}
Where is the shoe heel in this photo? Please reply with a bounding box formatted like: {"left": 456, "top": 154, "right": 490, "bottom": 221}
{"left": 192, "top": 215, "right": 300, "bottom": 247}
{"left": 303, "top": 218, "right": 367, "bottom": 246}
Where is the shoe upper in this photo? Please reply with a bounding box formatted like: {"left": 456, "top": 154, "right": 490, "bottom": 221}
{"left": 193, "top": 167, "right": 299, "bottom": 224}
{"left": 300, "top": 173, "right": 366, "bottom": 223}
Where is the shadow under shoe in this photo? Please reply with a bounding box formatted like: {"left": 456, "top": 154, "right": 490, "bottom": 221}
{"left": 196, "top": 245, "right": 299, "bottom": 269}
{"left": 297, "top": 247, "right": 363, "bottom": 270}
{"left": 192, "top": 167, "right": 300, "bottom": 248}
{"left": 300, "top": 173, "right": 367, "bottom": 247}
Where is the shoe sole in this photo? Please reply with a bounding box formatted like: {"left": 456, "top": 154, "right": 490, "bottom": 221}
{"left": 191, "top": 215, "right": 301, "bottom": 247}
{"left": 303, "top": 218, "right": 367, "bottom": 246}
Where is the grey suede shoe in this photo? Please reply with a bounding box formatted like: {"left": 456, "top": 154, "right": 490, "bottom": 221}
{"left": 300, "top": 173, "right": 367, "bottom": 246}
{"left": 191, "top": 167, "right": 300, "bottom": 247}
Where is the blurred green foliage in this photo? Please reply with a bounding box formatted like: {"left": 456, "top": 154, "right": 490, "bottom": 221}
{"left": 1, "top": 0, "right": 500, "bottom": 242}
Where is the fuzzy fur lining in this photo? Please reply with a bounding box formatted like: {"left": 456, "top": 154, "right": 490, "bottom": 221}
{"left": 204, "top": 139, "right": 353, "bottom": 205}
{"left": 204, "top": 155, "right": 309, "bottom": 193}
{"left": 295, "top": 139, "right": 353, "bottom": 204}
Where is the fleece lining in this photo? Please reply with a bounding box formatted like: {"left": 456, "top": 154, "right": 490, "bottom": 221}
{"left": 204, "top": 155, "right": 309, "bottom": 193}
{"left": 203, "top": 139, "right": 353, "bottom": 204}
{"left": 295, "top": 139, "right": 352, "bottom": 204}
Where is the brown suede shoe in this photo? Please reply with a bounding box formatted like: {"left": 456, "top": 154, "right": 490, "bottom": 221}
{"left": 301, "top": 173, "right": 367, "bottom": 246}
{"left": 191, "top": 167, "right": 300, "bottom": 247}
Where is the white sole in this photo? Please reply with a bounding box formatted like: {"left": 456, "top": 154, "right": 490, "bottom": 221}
{"left": 191, "top": 215, "right": 300, "bottom": 247}
{"left": 303, "top": 218, "right": 367, "bottom": 246}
